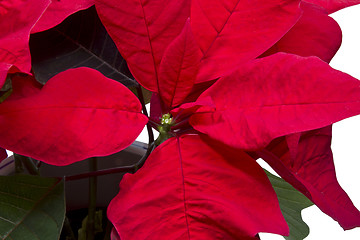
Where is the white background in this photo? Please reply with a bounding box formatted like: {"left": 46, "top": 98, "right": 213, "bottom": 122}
{"left": 260, "top": 4, "right": 360, "bottom": 240}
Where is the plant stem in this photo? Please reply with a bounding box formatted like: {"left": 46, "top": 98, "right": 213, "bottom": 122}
{"left": 86, "top": 157, "right": 98, "bottom": 240}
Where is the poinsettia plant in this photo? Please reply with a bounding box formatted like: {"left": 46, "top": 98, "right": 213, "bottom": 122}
{"left": 1, "top": 0, "right": 360, "bottom": 239}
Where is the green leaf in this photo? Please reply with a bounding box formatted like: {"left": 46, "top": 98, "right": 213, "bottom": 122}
{"left": 265, "top": 170, "right": 313, "bottom": 240}
{"left": 0, "top": 175, "right": 65, "bottom": 240}
{"left": 29, "top": 6, "right": 136, "bottom": 87}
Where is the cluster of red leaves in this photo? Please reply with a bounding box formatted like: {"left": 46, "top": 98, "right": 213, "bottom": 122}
{"left": 1, "top": 0, "right": 360, "bottom": 239}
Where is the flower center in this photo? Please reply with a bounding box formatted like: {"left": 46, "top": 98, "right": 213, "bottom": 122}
{"left": 155, "top": 113, "right": 174, "bottom": 145}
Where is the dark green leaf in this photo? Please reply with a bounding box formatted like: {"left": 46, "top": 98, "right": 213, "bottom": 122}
{"left": 265, "top": 170, "right": 313, "bottom": 240}
{"left": 29, "top": 6, "right": 136, "bottom": 87}
{"left": 0, "top": 175, "right": 65, "bottom": 240}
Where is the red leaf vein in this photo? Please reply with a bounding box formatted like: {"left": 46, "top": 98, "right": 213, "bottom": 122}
{"left": 176, "top": 136, "right": 191, "bottom": 240}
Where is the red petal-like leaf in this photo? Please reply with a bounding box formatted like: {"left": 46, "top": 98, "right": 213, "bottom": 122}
{"left": 191, "top": 53, "right": 360, "bottom": 150}
{"left": 171, "top": 96, "right": 215, "bottom": 120}
{"left": 191, "top": 0, "right": 302, "bottom": 83}
{"left": 108, "top": 134, "right": 288, "bottom": 239}
{"left": 95, "top": 0, "right": 190, "bottom": 92}
{"left": 149, "top": 93, "right": 165, "bottom": 123}
{"left": 0, "top": 67, "right": 147, "bottom": 165}
{"left": 304, "top": 0, "right": 360, "bottom": 13}
{"left": 6, "top": 73, "right": 43, "bottom": 100}
{"left": 0, "top": 0, "right": 50, "bottom": 77}
{"left": 32, "top": 0, "right": 95, "bottom": 33}
{"left": 260, "top": 127, "right": 360, "bottom": 230}
{"left": 159, "top": 20, "right": 202, "bottom": 107}
{"left": 285, "top": 133, "right": 301, "bottom": 161}
{"left": 261, "top": 2, "right": 342, "bottom": 63}
{"left": 183, "top": 79, "right": 217, "bottom": 103}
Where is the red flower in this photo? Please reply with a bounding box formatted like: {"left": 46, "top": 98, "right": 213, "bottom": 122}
{"left": 94, "top": 0, "right": 360, "bottom": 238}
{"left": 1, "top": 0, "right": 360, "bottom": 238}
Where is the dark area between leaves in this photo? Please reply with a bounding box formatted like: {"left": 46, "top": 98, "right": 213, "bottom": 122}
{"left": 29, "top": 6, "right": 136, "bottom": 87}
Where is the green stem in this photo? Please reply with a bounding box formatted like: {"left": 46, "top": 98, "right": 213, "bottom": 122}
{"left": 86, "top": 157, "right": 98, "bottom": 240}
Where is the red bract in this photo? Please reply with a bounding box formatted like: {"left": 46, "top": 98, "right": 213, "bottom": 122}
{"left": 0, "top": 0, "right": 50, "bottom": 86}
{"left": 304, "top": 0, "right": 360, "bottom": 13}
{"left": 158, "top": 20, "right": 202, "bottom": 108}
{"left": 31, "top": 0, "right": 95, "bottom": 33}
{"left": 260, "top": 127, "right": 360, "bottom": 230}
{"left": 98, "top": 0, "right": 360, "bottom": 237}
{"left": 262, "top": 1, "right": 342, "bottom": 63}
{"left": 190, "top": 55, "right": 360, "bottom": 229}
{"left": 95, "top": 0, "right": 191, "bottom": 92}
{"left": 108, "top": 134, "right": 288, "bottom": 240}
{"left": 0, "top": 68, "right": 147, "bottom": 165}
{"left": 191, "top": 53, "right": 360, "bottom": 150}
{"left": 191, "top": 0, "right": 302, "bottom": 83}
{"left": 256, "top": 2, "right": 358, "bottom": 228}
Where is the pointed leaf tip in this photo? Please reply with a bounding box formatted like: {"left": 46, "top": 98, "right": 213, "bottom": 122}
{"left": 159, "top": 20, "right": 202, "bottom": 107}
{"left": 263, "top": 127, "right": 360, "bottom": 230}
{"left": 95, "top": 0, "right": 190, "bottom": 92}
